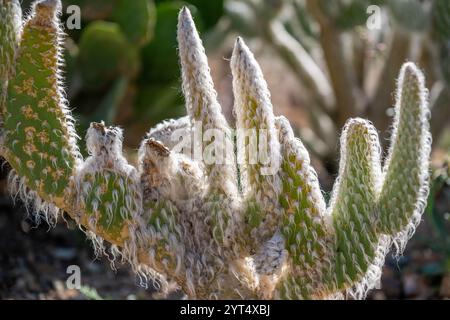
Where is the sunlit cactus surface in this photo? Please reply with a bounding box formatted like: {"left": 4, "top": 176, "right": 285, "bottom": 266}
{"left": 0, "top": 0, "right": 431, "bottom": 299}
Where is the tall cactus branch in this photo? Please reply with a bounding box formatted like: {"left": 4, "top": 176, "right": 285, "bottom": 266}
{"left": 231, "top": 37, "right": 282, "bottom": 249}
{"left": 3, "top": 0, "right": 80, "bottom": 223}
{"left": 0, "top": 0, "right": 22, "bottom": 127}
{"left": 0, "top": 0, "right": 431, "bottom": 300}
{"left": 377, "top": 63, "right": 431, "bottom": 251}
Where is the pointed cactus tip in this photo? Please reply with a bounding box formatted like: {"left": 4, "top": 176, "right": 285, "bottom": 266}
{"left": 231, "top": 35, "right": 273, "bottom": 112}
{"left": 231, "top": 36, "right": 266, "bottom": 86}
{"left": 90, "top": 121, "right": 106, "bottom": 133}
{"left": 408, "top": 62, "right": 426, "bottom": 80}
{"left": 180, "top": 6, "right": 191, "bottom": 17}
{"left": 178, "top": 6, "right": 194, "bottom": 30}
{"left": 232, "top": 37, "right": 246, "bottom": 59}
{"left": 234, "top": 35, "right": 254, "bottom": 53}
{"left": 35, "top": 0, "right": 61, "bottom": 8}
{"left": 401, "top": 61, "right": 421, "bottom": 73}
{"left": 343, "top": 117, "right": 372, "bottom": 133}
{"left": 31, "top": 0, "right": 62, "bottom": 26}
{"left": 232, "top": 36, "right": 247, "bottom": 61}
{"left": 146, "top": 138, "right": 171, "bottom": 158}
{"left": 177, "top": 3, "right": 203, "bottom": 61}
{"left": 86, "top": 123, "right": 124, "bottom": 157}
{"left": 398, "top": 62, "right": 426, "bottom": 91}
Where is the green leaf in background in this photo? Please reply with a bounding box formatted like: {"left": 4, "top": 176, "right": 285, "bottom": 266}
{"left": 140, "top": 1, "right": 204, "bottom": 84}
{"left": 441, "top": 42, "right": 450, "bottom": 85}
{"left": 186, "top": 0, "right": 223, "bottom": 29}
{"left": 90, "top": 77, "right": 129, "bottom": 125}
{"left": 433, "top": 0, "right": 450, "bottom": 40}
{"left": 111, "top": 0, "right": 156, "bottom": 47}
{"left": 388, "top": 0, "right": 430, "bottom": 31}
{"left": 135, "top": 83, "right": 185, "bottom": 125}
{"left": 155, "top": 0, "right": 224, "bottom": 27}
{"left": 78, "top": 21, "right": 140, "bottom": 90}
{"left": 335, "top": 0, "right": 372, "bottom": 30}
{"left": 76, "top": 77, "right": 129, "bottom": 156}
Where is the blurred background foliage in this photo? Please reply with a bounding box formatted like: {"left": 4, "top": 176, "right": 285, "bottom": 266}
{"left": 19, "top": 0, "right": 225, "bottom": 156}
{"left": 3, "top": 0, "right": 449, "bottom": 299}
{"left": 212, "top": 0, "right": 450, "bottom": 168}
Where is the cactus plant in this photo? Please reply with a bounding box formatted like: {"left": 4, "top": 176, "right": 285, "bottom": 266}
{"left": 0, "top": 0, "right": 431, "bottom": 300}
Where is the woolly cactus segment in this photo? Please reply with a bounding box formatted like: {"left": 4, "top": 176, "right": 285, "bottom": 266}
{"left": 3, "top": 0, "right": 79, "bottom": 214}
{"left": 327, "top": 118, "right": 384, "bottom": 295}
{"left": 138, "top": 136, "right": 197, "bottom": 281}
{"left": 146, "top": 116, "right": 190, "bottom": 149}
{"left": 274, "top": 116, "right": 333, "bottom": 299}
{"left": 0, "top": 0, "right": 22, "bottom": 122}
{"left": 177, "top": 8, "right": 238, "bottom": 249}
{"left": 79, "top": 170, "right": 138, "bottom": 243}
{"left": 144, "top": 200, "right": 184, "bottom": 278}
{"left": 273, "top": 63, "right": 430, "bottom": 299}
{"left": 231, "top": 37, "right": 282, "bottom": 245}
{"left": 252, "top": 231, "right": 287, "bottom": 298}
{"left": 75, "top": 123, "right": 142, "bottom": 248}
{"left": 377, "top": 63, "right": 431, "bottom": 250}
{"left": 177, "top": 8, "right": 237, "bottom": 197}
{"left": 138, "top": 136, "right": 204, "bottom": 206}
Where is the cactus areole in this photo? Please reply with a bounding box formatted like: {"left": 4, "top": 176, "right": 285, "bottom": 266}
{"left": 0, "top": 0, "right": 431, "bottom": 300}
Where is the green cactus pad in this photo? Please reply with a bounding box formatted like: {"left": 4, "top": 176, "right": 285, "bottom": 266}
{"left": 80, "top": 170, "right": 140, "bottom": 244}
{"left": 111, "top": 0, "right": 156, "bottom": 46}
{"left": 145, "top": 199, "right": 183, "bottom": 273}
{"left": 275, "top": 118, "right": 333, "bottom": 299}
{"left": 78, "top": 21, "right": 139, "bottom": 89}
{"left": 378, "top": 63, "right": 430, "bottom": 240}
{"left": 4, "top": 9, "right": 77, "bottom": 207}
{"left": 204, "top": 194, "right": 233, "bottom": 247}
{"left": 329, "top": 119, "right": 381, "bottom": 288}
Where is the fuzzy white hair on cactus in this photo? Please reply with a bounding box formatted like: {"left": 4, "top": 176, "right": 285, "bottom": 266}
{"left": 0, "top": 1, "right": 432, "bottom": 300}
